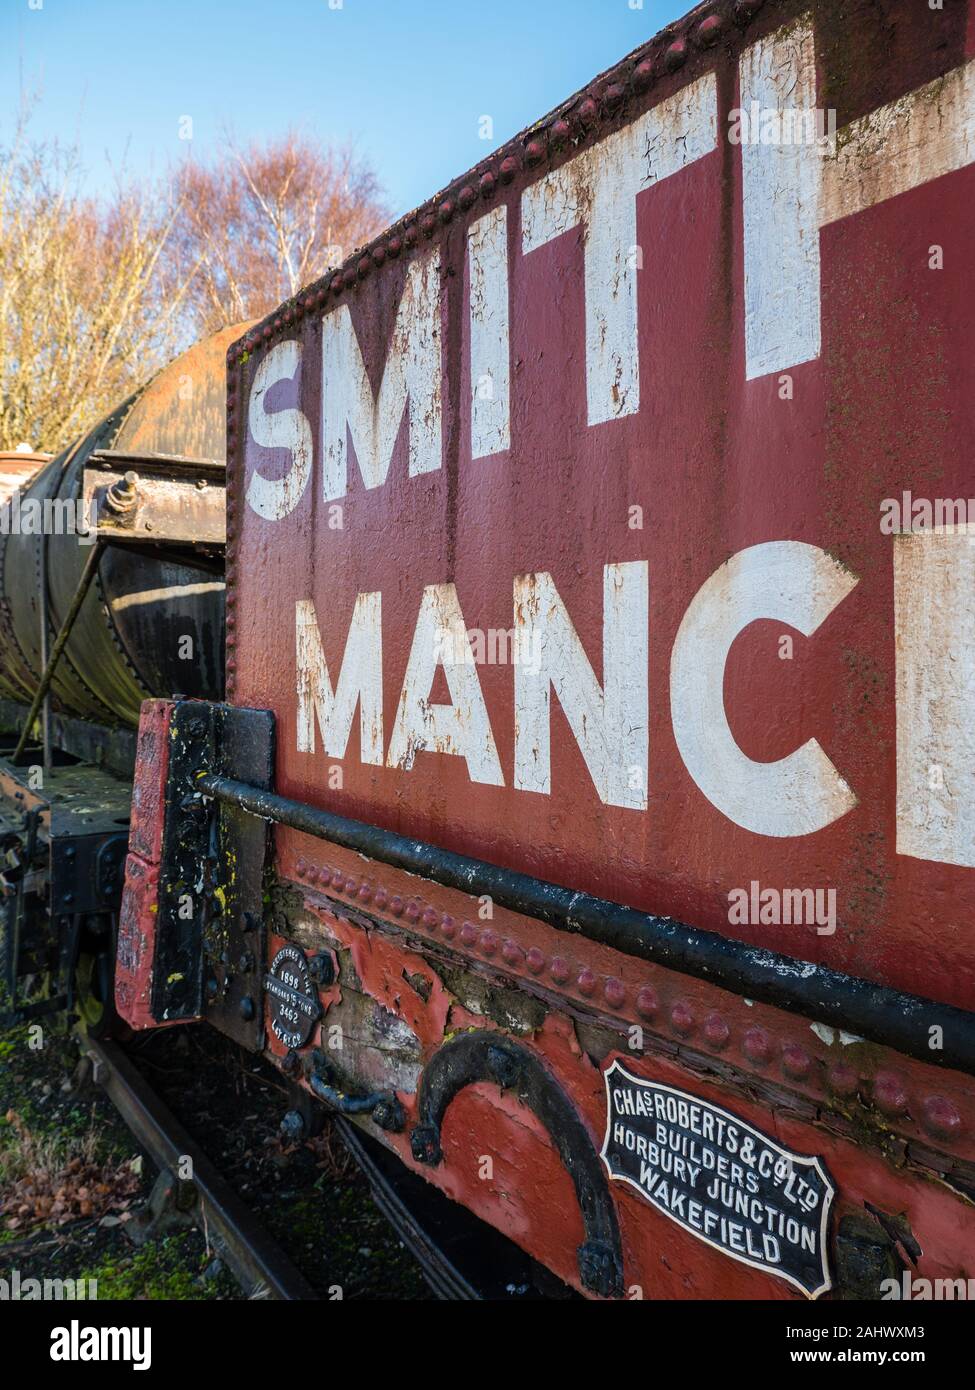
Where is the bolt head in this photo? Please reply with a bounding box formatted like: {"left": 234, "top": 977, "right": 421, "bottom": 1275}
{"left": 410, "top": 1125, "right": 442, "bottom": 1165}
{"left": 664, "top": 38, "right": 688, "bottom": 70}
{"left": 279, "top": 1109, "right": 305, "bottom": 1143}
{"left": 671, "top": 1001, "right": 695, "bottom": 1035}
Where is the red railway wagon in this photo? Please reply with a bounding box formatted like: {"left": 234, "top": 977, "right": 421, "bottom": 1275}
{"left": 118, "top": 0, "right": 975, "bottom": 1299}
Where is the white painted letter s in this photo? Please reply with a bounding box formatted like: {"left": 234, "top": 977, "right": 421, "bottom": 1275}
{"left": 246, "top": 340, "right": 312, "bottom": 520}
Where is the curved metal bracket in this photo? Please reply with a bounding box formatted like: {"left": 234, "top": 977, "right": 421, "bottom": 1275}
{"left": 307, "top": 1050, "right": 405, "bottom": 1133}
{"left": 410, "top": 1032, "right": 624, "bottom": 1298}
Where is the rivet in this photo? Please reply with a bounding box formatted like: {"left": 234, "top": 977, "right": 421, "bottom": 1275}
{"left": 389, "top": 896, "right": 404, "bottom": 917}
{"left": 551, "top": 118, "right": 572, "bottom": 147}
{"left": 632, "top": 59, "right": 654, "bottom": 89}
{"left": 578, "top": 96, "right": 598, "bottom": 126}
{"left": 501, "top": 938, "right": 523, "bottom": 967}
{"left": 387, "top": 235, "right": 403, "bottom": 258}
{"left": 604, "top": 978, "right": 625, "bottom": 1009}
{"left": 284, "top": 306, "right": 294, "bottom": 322}
{"left": 344, "top": 876, "right": 358, "bottom": 896}
{"left": 743, "top": 1027, "right": 772, "bottom": 1064}
{"left": 420, "top": 213, "right": 437, "bottom": 238}
{"left": 479, "top": 929, "right": 499, "bottom": 957}
{"left": 524, "top": 137, "right": 546, "bottom": 165}
{"left": 664, "top": 38, "right": 688, "bottom": 69}
{"left": 315, "top": 288, "right": 328, "bottom": 307}
{"left": 303, "top": 295, "right": 315, "bottom": 312}
{"left": 404, "top": 899, "right": 421, "bottom": 921}
{"left": 404, "top": 223, "right": 418, "bottom": 247}
{"left": 371, "top": 245, "right": 386, "bottom": 267}
{"left": 319, "top": 868, "right": 332, "bottom": 886}
{"left": 262, "top": 324, "right": 272, "bottom": 340}
{"left": 781, "top": 1043, "right": 812, "bottom": 1080}
{"left": 873, "top": 1072, "right": 909, "bottom": 1118}
{"left": 696, "top": 15, "right": 725, "bottom": 46}
{"left": 440, "top": 914, "right": 456, "bottom": 939}
{"left": 358, "top": 884, "right": 373, "bottom": 903}
{"left": 671, "top": 1001, "right": 695, "bottom": 1036}
{"left": 460, "top": 920, "right": 478, "bottom": 946}
{"left": 422, "top": 906, "right": 439, "bottom": 927}
{"left": 332, "top": 274, "right": 344, "bottom": 295}
{"left": 550, "top": 957, "right": 570, "bottom": 984}
{"left": 479, "top": 171, "right": 496, "bottom": 197}
{"left": 577, "top": 968, "right": 597, "bottom": 997}
{"left": 274, "top": 316, "right": 283, "bottom": 331}
{"left": 373, "top": 888, "right": 387, "bottom": 910}
{"left": 603, "top": 81, "right": 626, "bottom": 106}
{"left": 636, "top": 986, "right": 658, "bottom": 1020}
{"left": 458, "top": 185, "right": 476, "bottom": 210}
{"left": 296, "top": 858, "right": 308, "bottom": 879}
{"left": 921, "top": 1095, "right": 963, "bottom": 1139}
{"left": 703, "top": 1012, "right": 730, "bottom": 1049}
{"left": 499, "top": 155, "right": 519, "bottom": 182}
{"left": 526, "top": 947, "right": 545, "bottom": 974}
{"left": 331, "top": 873, "right": 344, "bottom": 892}
{"left": 357, "top": 257, "right": 371, "bottom": 279}
{"left": 438, "top": 199, "right": 455, "bottom": 224}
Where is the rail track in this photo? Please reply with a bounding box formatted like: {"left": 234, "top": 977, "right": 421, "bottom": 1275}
{"left": 79, "top": 1030, "right": 568, "bottom": 1302}
{"left": 80, "top": 1036, "right": 318, "bottom": 1301}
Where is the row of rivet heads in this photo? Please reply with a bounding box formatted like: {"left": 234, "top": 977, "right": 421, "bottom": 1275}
{"left": 293, "top": 853, "right": 968, "bottom": 1145}
{"left": 225, "top": 371, "right": 239, "bottom": 698}
{"left": 224, "top": 0, "right": 767, "bottom": 370}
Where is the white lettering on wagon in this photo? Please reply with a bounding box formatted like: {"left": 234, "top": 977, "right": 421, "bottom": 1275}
{"left": 386, "top": 583, "right": 504, "bottom": 786}
{"left": 740, "top": 17, "right": 822, "bottom": 380}
{"left": 894, "top": 526, "right": 975, "bottom": 869}
{"left": 246, "top": 340, "right": 312, "bottom": 521}
{"left": 521, "top": 73, "right": 717, "bottom": 426}
{"left": 600, "top": 1061, "right": 835, "bottom": 1299}
{"left": 321, "top": 251, "right": 442, "bottom": 499}
{"left": 513, "top": 563, "right": 649, "bottom": 810}
{"left": 246, "top": 32, "right": 975, "bottom": 509}
{"left": 296, "top": 594, "right": 384, "bottom": 765}
{"left": 244, "top": 23, "right": 975, "bottom": 859}
{"left": 670, "top": 541, "right": 859, "bottom": 837}
{"left": 469, "top": 205, "right": 511, "bottom": 459}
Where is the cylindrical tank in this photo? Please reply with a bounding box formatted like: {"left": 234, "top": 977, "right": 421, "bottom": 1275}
{"left": 0, "top": 325, "right": 249, "bottom": 728}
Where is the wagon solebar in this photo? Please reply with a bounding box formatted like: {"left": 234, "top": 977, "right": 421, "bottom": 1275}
{"left": 197, "top": 769, "right": 975, "bottom": 1076}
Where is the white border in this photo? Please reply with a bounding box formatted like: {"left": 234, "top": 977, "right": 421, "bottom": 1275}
{"left": 599, "top": 1059, "right": 835, "bottom": 1299}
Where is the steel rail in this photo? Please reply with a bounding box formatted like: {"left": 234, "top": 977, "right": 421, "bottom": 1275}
{"left": 83, "top": 1036, "right": 318, "bottom": 1300}
{"left": 198, "top": 772, "right": 975, "bottom": 1077}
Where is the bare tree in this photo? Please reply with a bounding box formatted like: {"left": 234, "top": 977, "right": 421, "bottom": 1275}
{"left": 168, "top": 132, "right": 389, "bottom": 336}
{"left": 0, "top": 105, "right": 194, "bottom": 454}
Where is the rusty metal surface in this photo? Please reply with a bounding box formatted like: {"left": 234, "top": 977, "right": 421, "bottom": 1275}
{"left": 221, "top": 0, "right": 975, "bottom": 1299}
{"left": 82, "top": 458, "right": 226, "bottom": 547}
{"left": 0, "top": 327, "right": 241, "bottom": 725}
{"left": 115, "top": 324, "right": 250, "bottom": 463}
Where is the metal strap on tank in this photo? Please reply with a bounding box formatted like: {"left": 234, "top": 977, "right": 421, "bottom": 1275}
{"left": 196, "top": 772, "right": 975, "bottom": 1077}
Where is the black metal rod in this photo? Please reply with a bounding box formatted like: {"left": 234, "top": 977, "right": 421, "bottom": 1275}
{"left": 198, "top": 773, "right": 975, "bottom": 1076}
{"left": 14, "top": 541, "right": 103, "bottom": 762}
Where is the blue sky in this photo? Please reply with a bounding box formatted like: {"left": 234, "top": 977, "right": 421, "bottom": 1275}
{"left": 2, "top": 0, "right": 685, "bottom": 219}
